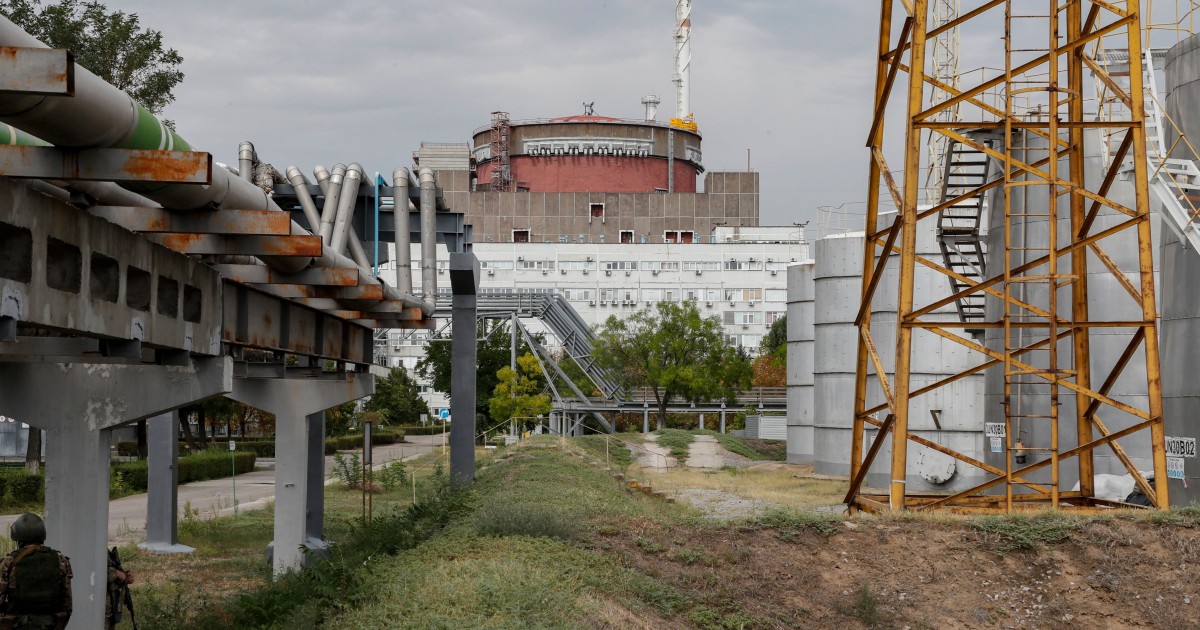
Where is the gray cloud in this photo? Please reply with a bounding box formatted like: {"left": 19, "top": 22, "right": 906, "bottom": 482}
{"left": 103, "top": 0, "right": 875, "bottom": 226}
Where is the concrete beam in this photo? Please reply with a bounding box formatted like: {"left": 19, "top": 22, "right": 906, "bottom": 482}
{"left": 227, "top": 373, "right": 373, "bottom": 577}
{"left": 0, "top": 357, "right": 232, "bottom": 430}
{"left": 449, "top": 252, "right": 479, "bottom": 486}
{"left": 89, "top": 206, "right": 292, "bottom": 235}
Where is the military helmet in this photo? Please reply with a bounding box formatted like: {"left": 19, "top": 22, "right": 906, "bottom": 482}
{"left": 9, "top": 513, "right": 46, "bottom": 545}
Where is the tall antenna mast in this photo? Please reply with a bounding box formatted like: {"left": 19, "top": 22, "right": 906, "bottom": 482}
{"left": 673, "top": 0, "right": 692, "bottom": 119}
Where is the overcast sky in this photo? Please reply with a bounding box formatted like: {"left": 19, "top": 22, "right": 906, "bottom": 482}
{"left": 101, "top": 1, "right": 879, "bottom": 228}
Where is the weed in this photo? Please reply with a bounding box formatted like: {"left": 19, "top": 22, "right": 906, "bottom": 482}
{"left": 331, "top": 452, "right": 363, "bottom": 489}
{"left": 755, "top": 508, "right": 840, "bottom": 538}
{"left": 376, "top": 459, "right": 407, "bottom": 492}
{"left": 972, "top": 511, "right": 1085, "bottom": 553}
{"left": 635, "top": 536, "right": 667, "bottom": 554}
{"left": 689, "top": 606, "right": 755, "bottom": 630}
{"left": 668, "top": 547, "right": 719, "bottom": 566}
{"left": 472, "top": 501, "right": 574, "bottom": 540}
{"left": 841, "top": 583, "right": 887, "bottom": 627}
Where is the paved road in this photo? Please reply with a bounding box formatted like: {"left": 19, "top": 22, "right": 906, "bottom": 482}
{"left": 0, "top": 436, "right": 442, "bottom": 544}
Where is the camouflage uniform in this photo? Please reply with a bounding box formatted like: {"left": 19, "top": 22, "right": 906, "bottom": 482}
{"left": 0, "top": 544, "right": 72, "bottom": 630}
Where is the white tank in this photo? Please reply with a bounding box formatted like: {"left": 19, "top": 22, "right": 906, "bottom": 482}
{"left": 813, "top": 224, "right": 987, "bottom": 491}
{"left": 786, "top": 261, "right": 815, "bottom": 464}
{"left": 981, "top": 128, "right": 1160, "bottom": 491}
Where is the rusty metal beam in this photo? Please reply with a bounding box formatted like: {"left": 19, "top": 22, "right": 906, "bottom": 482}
{"left": 144, "top": 233, "right": 322, "bottom": 257}
{"left": 0, "top": 46, "right": 73, "bottom": 95}
{"left": 0, "top": 146, "right": 211, "bottom": 184}
{"left": 254, "top": 283, "right": 384, "bottom": 301}
{"left": 213, "top": 264, "right": 359, "bottom": 287}
{"left": 89, "top": 206, "right": 291, "bottom": 235}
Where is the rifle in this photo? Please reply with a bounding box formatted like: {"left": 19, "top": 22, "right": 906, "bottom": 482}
{"left": 106, "top": 547, "right": 136, "bottom": 630}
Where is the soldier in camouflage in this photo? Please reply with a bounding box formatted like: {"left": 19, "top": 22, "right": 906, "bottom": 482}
{"left": 0, "top": 513, "right": 72, "bottom": 630}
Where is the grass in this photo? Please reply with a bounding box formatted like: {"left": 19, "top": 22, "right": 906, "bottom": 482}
{"left": 633, "top": 462, "right": 847, "bottom": 509}
{"left": 694, "top": 430, "right": 787, "bottom": 461}
{"left": 755, "top": 508, "right": 842, "bottom": 538}
{"left": 653, "top": 428, "right": 697, "bottom": 459}
{"left": 971, "top": 510, "right": 1089, "bottom": 554}
{"left": 573, "top": 434, "right": 633, "bottom": 470}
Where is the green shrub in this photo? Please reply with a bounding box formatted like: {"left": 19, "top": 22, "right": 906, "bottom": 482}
{"left": 377, "top": 460, "right": 407, "bottom": 492}
{"left": 332, "top": 453, "right": 364, "bottom": 489}
{"left": 393, "top": 424, "right": 446, "bottom": 436}
{"left": 5, "top": 472, "right": 42, "bottom": 504}
{"left": 116, "top": 441, "right": 141, "bottom": 458}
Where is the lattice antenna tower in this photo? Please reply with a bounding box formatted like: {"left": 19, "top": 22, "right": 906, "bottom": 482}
{"left": 923, "top": 0, "right": 962, "bottom": 205}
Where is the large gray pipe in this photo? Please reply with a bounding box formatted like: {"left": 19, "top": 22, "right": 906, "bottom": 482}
{"left": 319, "top": 164, "right": 346, "bottom": 244}
{"left": 284, "top": 166, "right": 322, "bottom": 233}
{"left": 419, "top": 167, "right": 437, "bottom": 302}
{"left": 392, "top": 168, "right": 412, "bottom": 293}
{"left": 238, "top": 141, "right": 255, "bottom": 182}
{"left": 314, "top": 164, "right": 331, "bottom": 195}
{"left": 330, "top": 164, "right": 361, "bottom": 255}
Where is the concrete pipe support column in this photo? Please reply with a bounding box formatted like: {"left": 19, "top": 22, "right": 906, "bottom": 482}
{"left": 227, "top": 373, "right": 373, "bottom": 577}
{"left": 141, "top": 411, "right": 194, "bottom": 554}
{"left": 0, "top": 358, "right": 232, "bottom": 629}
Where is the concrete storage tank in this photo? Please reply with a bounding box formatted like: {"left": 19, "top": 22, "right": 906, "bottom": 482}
{"left": 813, "top": 233, "right": 865, "bottom": 477}
{"left": 980, "top": 128, "right": 1160, "bottom": 490}
{"left": 813, "top": 224, "right": 986, "bottom": 490}
{"left": 1161, "top": 33, "right": 1200, "bottom": 503}
{"left": 787, "top": 261, "right": 816, "bottom": 464}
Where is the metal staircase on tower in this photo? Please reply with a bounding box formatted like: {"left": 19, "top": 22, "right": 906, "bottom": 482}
{"left": 1093, "top": 48, "right": 1200, "bottom": 252}
{"left": 936, "top": 135, "right": 992, "bottom": 331}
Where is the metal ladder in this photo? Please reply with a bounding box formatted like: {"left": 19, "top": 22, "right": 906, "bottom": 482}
{"left": 1095, "top": 48, "right": 1200, "bottom": 251}
{"left": 936, "top": 136, "right": 991, "bottom": 328}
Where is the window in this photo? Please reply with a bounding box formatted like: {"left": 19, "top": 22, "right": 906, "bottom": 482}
{"left": 765, "top": 260, "right": 789, "bottom": 272}
{"left": 559, "top": 260, "right": 597, "bottom": 271}
{"left": 620, "top": 230, "right": 635, "bottom": 244}
{"left": 590, "top": 203, "right": 605, "bottom": 221}
{"left": 766, "top": 311, "right": 785, "bottom": 325}
{"left": 601, "top": 260, "right": 638, "bottom": 271}
{"left": 601, "top": 288, "right": 618, "bottom": 301}
{"left": 724, "top": 311, "right": 763, "bottom": 325}
{"left": 724, "top": 259, "right": 764, "bottom": 271}
{"left": 723, "top": 288, "right": 764, "bottom": 302}
{"left": 642, "top": 288, "right": 663, "bottom": 302}
{"left": 513, "top": 229, "right": 530, "bottom": 243}
{"left": 765, "top": 289, "right": 787, "bottom": 302}
{"left": 643, "top": 261, "right": 680, "bottom": 272}
{"left": 518, "top": 259, "right": 554, "bottom": 270}
{"left": 480, "top": 260, "right": 514, "bottom": 270}
{"left": 664, "top": 230, "right": 696, "bottom": 244}
{"left": 562, "top": 288, "right": 593, "bottom": 300}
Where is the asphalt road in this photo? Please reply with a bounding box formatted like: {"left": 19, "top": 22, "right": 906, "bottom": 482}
{"left": 0, "top": 435, "right": 442, "bottom": 544}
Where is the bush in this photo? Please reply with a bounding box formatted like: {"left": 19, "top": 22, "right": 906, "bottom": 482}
{"left": 377, "top": 460, "right": 407, "bottom": 492}
{"left": 331, "top": 453, "right": 364, "bottom": 489}
{"left": 116, "top": 441, "right": 141, "bottom": 457}
{"left": 111, "top": 450, "right": 256, "bottom": 491}
{"left": 4, "top": 472, "right": 42, "bottom": 505}
{"left": 394, "top": 424, "right": 446, "bottom": 436}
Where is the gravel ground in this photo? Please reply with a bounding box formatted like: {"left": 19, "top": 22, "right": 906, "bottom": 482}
{"left": 667, "top": 488, "right": 785, "bottom": 520}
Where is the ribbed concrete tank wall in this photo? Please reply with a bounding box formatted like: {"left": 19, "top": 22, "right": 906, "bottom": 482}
{"left": 1162, "top": 34, "right": 1200, "bottom": 502}
{"left": 813, "top": 234, "right": 864, "bottom": 477}
{"left": 787, "top": 261, "right": 815, "bottom": 464}
{"left": 981, "top": 129, "right": 1160, "bottom": 489}
{"left": 812, "top": 227, "right": 986, "bottom": 491}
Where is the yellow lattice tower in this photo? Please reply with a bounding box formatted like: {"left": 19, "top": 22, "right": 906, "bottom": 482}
{"left": 850, "top": 0, "right": 1168, "bottom": 513}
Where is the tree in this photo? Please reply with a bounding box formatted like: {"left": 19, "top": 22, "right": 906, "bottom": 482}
{"left": 416, "top": 320, "right": 540, "bottom": 425}
{"left": 762, "top": 315, "right": 787, "bottom": 360}
{"left": 753, "top": 315, "right": 788, "bottom": 387}
{"left": 324, "top": 401, "right": 359, "bottom": 436}
{"left": 592, "top": 301, "right": 752, "bottom": 425}
{"left": 364, "top": 368, "right": 430, "bottom": 426}
{"left": 1, "top": 0, "right": 184, "bottom": 114}
{"left": 489, "top": 353, "right": 551, "bottom": 428}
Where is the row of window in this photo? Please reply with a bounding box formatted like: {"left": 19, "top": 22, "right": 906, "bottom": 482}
{"left": 476, "top": 259, "right": 791, "bottom": 272}
{"left": 470, "top": 286, "right": 786, "bottom": 302}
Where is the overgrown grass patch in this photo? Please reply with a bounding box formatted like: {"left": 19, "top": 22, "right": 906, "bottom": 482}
{"left": 694, "top": 429, "right": 785, "bottom": 461}
{"left": 654, "top": 428, "right": 696, "bottom": 459}
{"left": 972, "top": 511, "right": 1089, "bottom": 554}
{"left": 573, "top": 434, "right": 632, "bottom": 469}
{"left": 324, "top": 532, "right": 693, "bottom": 629}
{"left": 754, "top": 508, "right": 841, "bottom": 539}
